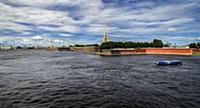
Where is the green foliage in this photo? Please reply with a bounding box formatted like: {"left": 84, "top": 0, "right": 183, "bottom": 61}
{"left": 16, "top": 46, "right": 23, "bottom": 49}
{"left": 73, "top": 44, "right": 99, "bottom": 47}
{"left": 164, "top": 44, "right": 170, "bottom": 47}
{"left": 74, "top": 44, "right": 85, "bottom": 47}
{"left": 27, "top": 47, "right": 34, "bottom": 49}
{"left": 193, "top": 52, "right": 200, "bottom": 56}
{"left": 100, "top": 39, "right": 165, "bottom": 49}
{"left": 152, "top": 39, "right": 164, "bottom": 47}
{"left": 189, "top": 42, "right": 200, "bottom": 49}
{"left": 198, "top": 43, "right": 200, "bottom": 48}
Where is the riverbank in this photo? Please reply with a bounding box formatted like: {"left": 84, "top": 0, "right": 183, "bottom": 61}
{"left": 193, "top": 52, "right": 200, "bottom": 56}
{"left": 1, "top": 46, "right": 197, "bottom": 56}
{"left": 192, "top": 49, "right": 200, "bottom": 56}
{"left": 46, "top": 47, "right": 195, "bottom": 56}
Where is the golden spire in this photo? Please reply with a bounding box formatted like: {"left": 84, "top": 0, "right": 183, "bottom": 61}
{"left": 103, "top": 32, "right": 107, "bottom": 43}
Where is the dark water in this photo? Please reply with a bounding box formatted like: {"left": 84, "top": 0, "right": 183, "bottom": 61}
{"left": 0, "top": 50, "right": 200, "bottom": 108}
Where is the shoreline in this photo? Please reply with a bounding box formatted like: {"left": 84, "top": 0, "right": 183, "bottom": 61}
{"left": 1, "top": 48, "right": 200, "bottom": 56}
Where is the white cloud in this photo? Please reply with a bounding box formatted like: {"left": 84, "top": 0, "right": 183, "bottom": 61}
{"left": 53, "top": 39, "right": 64, "bottom": 43}
{"left": 0, "top": 36, "right": 70, "bottom": 46}
{"left": 75, "top": 1, "right": 196, "bottom": 35}
{"left": 0, "top": 0, "right": 199, "bottom": 45}
{"left": 0, "top": 2, "right": 80, "bottom": 33}
{"left": 59, "top": 33, "right": 73, "bottom": 37}
{"left": 0, "top": 21, "right": 31, "bottom": 33}
{"left": 196, "top": 37, "right": 200, "bottom": 41}
{"left": 1, "top": 0, "right": 197, "bottom": 35}
{"left": 31, "top": 35, "right": 43, "bottom": 40}
{"left": 5, "top": 0, "right": 81, "bottom": 7}
{"left": 168, "top": 28, "right": 177, "bottom": 32}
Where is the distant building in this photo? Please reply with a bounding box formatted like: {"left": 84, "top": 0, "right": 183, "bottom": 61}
{"left": 70, "top": 46, "right": 99, "bottom": 53}
{"left": 0, "top": 46, "right": 13, "bottom": 50}
{"left": 176, "top": 46, "right": 190, "bottom": 49}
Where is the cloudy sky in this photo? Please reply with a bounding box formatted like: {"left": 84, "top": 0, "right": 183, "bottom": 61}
{"left": 0, "top": 0, "right": 200, "bottom": 46}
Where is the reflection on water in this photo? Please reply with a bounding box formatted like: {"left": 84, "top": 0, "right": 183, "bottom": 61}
{"left": 0, "top": 50, "right": 200, "bottom": 108}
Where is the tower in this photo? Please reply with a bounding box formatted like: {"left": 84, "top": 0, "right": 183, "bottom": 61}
{"left": 103, "top": 32, "right": 107, "bottom": 43}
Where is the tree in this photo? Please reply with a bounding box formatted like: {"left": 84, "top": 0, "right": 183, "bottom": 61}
{"left": 189, "top": 43, "right": 197, "bottom": 48}
{"left": 100, "top": 39, "right": 166, "bottom": 49}
{"left": 152, "top": 39, "right": 163, "bottom": 47}
{"left": 197, "top": 42, "right": 200, "bottom": 49}
{"left": 16, "top": 46, "right": 23, "bottom": 49}
{"left": 164, "top": 44, "right": 169, "bottom": 47}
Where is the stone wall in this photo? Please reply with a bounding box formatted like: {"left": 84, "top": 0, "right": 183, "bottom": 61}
{"left": 145, "top": 48, "right": 193, "bottom": 55}
{"left": 102, "top": 48, "right": 193, "bottom": 56}
{"left": 70, "top": 46, "right": 99, "bottom": 54}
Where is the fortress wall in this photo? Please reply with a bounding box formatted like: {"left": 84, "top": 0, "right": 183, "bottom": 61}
{"left": 193, "top": 49, "right": 200, "bottom": 53}
{"left": 145, "top": 48, "right": 193, "bottom": 55}
{"left": 70, "top": 46, "right": 99, "bottom": 53}
{"left": 109, "top": 48, "right": 193, "bottom": 56}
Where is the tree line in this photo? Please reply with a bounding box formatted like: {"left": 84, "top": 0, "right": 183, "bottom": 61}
{"left": 100, "top": 39, "right": 169, "bottom": 49}
{"left": 70, "top": 44, "right": 99, "bottom": 47}
{"left": 69, "top": 39, "right": 200, "bottom": 49}
{"left": 189, "top": 42, "right": 200, "bottom": 49}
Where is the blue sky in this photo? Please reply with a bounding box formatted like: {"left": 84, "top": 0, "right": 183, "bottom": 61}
{"left": 0, "top": 0, "right": 200, "bottom": 46}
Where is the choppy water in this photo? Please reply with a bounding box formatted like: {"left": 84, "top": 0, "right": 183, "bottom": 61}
{"left": 0, "top": 50, "right": 200, "bottom": 108}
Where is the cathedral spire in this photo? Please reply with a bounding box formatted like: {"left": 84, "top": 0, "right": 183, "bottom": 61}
{"left": 103, "top": 32, "right": 107, "bottom": 43}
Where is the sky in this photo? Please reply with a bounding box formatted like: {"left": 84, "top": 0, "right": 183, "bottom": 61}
{"left": 0, "top": 0, "right": 200, "bottom": 46}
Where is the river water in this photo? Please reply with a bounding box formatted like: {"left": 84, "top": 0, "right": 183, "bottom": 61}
{"left": 0, "top": 50, "right": 200, "bottom": 108}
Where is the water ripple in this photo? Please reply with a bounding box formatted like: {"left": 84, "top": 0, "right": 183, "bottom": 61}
{"left": 0, "top": 50, "right": 200, "bottom": 108}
